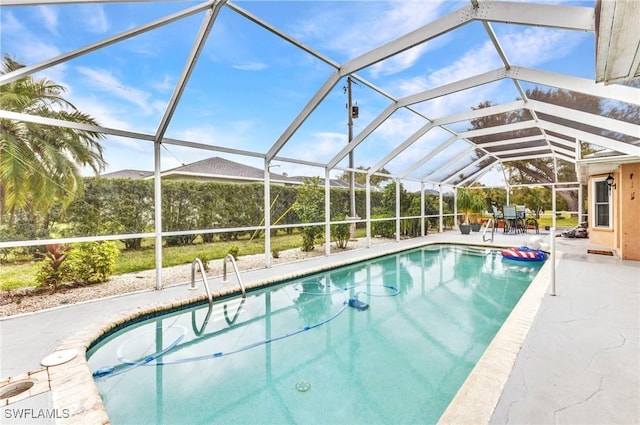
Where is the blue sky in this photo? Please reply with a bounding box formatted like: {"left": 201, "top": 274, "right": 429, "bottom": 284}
{"left": 1, "top": 0, "right": 595, "bottom": 188}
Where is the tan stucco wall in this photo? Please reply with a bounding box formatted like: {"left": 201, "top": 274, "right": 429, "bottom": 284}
{"left": 588, "top": 162, "right": 640, "bottom": 261}
{"left": 619, "top": 163, "right": 640, "bottom": 260}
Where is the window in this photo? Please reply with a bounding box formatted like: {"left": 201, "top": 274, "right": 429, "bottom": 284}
{"left": 593, "top": 179, "right": 611, "bottom": 228}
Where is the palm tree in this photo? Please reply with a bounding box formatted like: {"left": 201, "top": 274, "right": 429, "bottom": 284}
{"left": 0, "top": 55, "right": 106, "bottom": 228}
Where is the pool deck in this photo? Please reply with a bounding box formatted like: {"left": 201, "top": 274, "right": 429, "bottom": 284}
{"left": 1, "top": 230, "right": 638, "bottom": 424}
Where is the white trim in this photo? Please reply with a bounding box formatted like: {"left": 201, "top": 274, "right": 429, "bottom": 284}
{"left": 591, "top": 176, "right": 613, "bottom": 229}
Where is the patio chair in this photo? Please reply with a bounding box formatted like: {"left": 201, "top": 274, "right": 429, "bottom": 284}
{"left": 515, "top": 205, "right": 526, "bottom": 233}
{"left": 525, "top": 206, "right": 542, "bottom": 234}
{"left": 502, "top": 205, "right": 517, "bottom": 233}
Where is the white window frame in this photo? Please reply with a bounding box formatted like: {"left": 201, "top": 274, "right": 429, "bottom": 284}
{"left": 592, "top": 177, "right": 612, "bottom": 229}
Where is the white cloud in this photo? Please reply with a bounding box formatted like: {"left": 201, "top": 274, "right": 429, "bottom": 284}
{"left": 294, "top": 1, "right": 447, "bottom": 75}
{"left": 75, "top": 66, "right": 157, "bottom": 115}
{"left": 287, "top": 131, "right": 345, "bottom": 164}
{"left": 80, "top": 5, "right": 110, "bottom": 34}
{"left": 19, "top": 41, "right": 61, "bottom": 65}
{"left": 171, "top": 120, "right": 255, "bottom": 151}
{"left": 232, "top": 62, "right": 267, "bottom": 72}
{"left": 151, "top": 75, "right": 175, "bottom": 93}
{"left": 426, "top": 41, "right": 499, "bottom": 88}
{"left": 501, "top": 27, "right": 585, "bottom": 67}
{"left": 37, "top": 6, "right": 59, "bottom": 35}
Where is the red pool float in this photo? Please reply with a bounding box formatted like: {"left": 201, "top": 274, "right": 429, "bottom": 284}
{"left": 501, "top": 246, "right": 547, "bottom": 262}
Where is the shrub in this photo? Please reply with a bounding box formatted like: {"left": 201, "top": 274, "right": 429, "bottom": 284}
{"left": 227, "top": 245, "right": 240, "bottom": 260}
{"left": 64, "top": 241, "right": 120, "bottom": 284}
{"left": 35, "top": 244, "right": 71, "bottom": 291}
{"left": 292, "top": 177, "right": 324, "bottom": 252}
{"left": 331, "top": 215, "right": 350, "bottom": 249}
{"left": 271, "top": 248, "right": 280, "bottom": 259}
{"left": 371, "top": 214, "right": 395, "bottom": 238}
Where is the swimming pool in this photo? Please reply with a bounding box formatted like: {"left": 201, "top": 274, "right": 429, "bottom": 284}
{"left": 87, "top": 244, "right": 543, "bottom": 424}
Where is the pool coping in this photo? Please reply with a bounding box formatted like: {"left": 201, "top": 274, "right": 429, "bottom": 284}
{"left": 437, "top": 248, "right": 552, "bottom": 424}
{"left": 40, "top": 239, "right": 544, "bottom": 424}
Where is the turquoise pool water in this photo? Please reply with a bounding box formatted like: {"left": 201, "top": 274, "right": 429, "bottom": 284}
{"left": 87, "top": 245, "right": 542, "bottom": 424}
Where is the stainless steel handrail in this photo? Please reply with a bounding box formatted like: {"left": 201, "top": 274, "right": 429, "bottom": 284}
{"left": 482, "top": 218, "right": 495, "bottom": 242}
{"left": 190, "top": 258, "right": 212, "bottom": 306}
{"left": 222, "top": 254, "right": 246, "bottom": 298}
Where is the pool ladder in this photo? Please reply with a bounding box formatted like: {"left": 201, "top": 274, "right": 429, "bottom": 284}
{"left": 190, "top": 254, "right": 247, "bottom": 307}
{"left": 190, "top": 255, "right": 248, "bottom": 335}
{"left": 482, "top": 218, "right": 496, "bottom": 243}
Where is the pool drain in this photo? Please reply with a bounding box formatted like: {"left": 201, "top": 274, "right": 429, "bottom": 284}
{"left": 0, "top": 379, "right": 36, "bottom": 400}
{"left": 295, "top": 380, "right": 311, "bottom": 392}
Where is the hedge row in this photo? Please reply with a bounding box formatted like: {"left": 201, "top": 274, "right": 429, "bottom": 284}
{"left": 3, "top": 178, "right": 454, "bottom": 251}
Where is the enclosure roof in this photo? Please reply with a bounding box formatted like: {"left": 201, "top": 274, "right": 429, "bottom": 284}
{"left": 1, "top": 0, "right": 639, "bottom": 189}
{"left": 595, "top": 0, "right": 640, "bottom": 84}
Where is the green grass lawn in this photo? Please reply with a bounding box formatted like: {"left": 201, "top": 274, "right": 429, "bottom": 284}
{"left": 1, "top": 215, "right": 579, "bottom": 292}
{"left": 0, "top": 229, "right": 363, "bottom": 291}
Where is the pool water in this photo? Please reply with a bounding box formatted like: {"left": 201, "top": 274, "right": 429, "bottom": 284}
{"left": 87, "top": 245, "right": 542, "bottom": 424}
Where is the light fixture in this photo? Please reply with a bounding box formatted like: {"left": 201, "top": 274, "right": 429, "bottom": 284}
{"left": 606, "top": 173, "right": 616, "bottom": 190}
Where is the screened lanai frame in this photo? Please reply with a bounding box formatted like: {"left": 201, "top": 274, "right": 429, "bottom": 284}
{"left": 1, "top": 0, "right": 639, "bottom": 290}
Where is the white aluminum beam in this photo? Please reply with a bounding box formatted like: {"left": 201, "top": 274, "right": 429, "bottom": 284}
{"left": 538, "top": 120, "right": 640, "bottom": 156}
{"left": 431, "top": 100, "right": 525, "bottom": 126}
{"left": 0, "top": 1, "right": 215, "bottom": 85}
{"left": 501, "top": 153, "right": 557, "bottom": 162}
{"left": 527, "top": 99, "right": 640, "bottom": 139}
{"left": 546, "top": 135, "right": 577, "bottom": 149}
{"left": 156, "top": 3, "right": 224, "bottom": 141}
{"left": 475, "top": 135, "right": 545, "bottom": 149}
{"left": 549, "top": 145, "right": 577, "bottom": 159}
{"left": 422, "top": 146, "right": 476, "bottom": 180}
{"left": 476, "top": 1, "right": 594, "bottom": 31}
{"left": 340, "top": 6, "right": 473, "bottom": 76}
{"left": 442, "top": 154, "right": 490, "bottom": 184}
{"left": 0, "top": 110, "right": 154, "bottom": 141}
{"left": 508, "top": 66, "right": 640, "bottom": 105}
{"left": 496, "top": 145, "right": 575, "bottom": 162}
{"left": 595, "top": 0, "right": 640, "bottom": 84}
{"left": 457, "top": 120, "right": 538, "bottom": 139}
{"left": 399, "top": 135, "right": 458, "bottom": 179}
{"left": 368, "top": 123, "right": 435, "bottom": 176}
{"left": 458, "top": 161, "right": 498, "bottom": 187}
{"left": 1, "top": 0, "right": 173, "bottom": 4}
{"left": 163, "top": 137, "right": 265, "bottom": 159}
{"left": 399, "top": 68, "right": 507, "bottom": 108}
{"left": 327, "top": 103, "right": 397, "bottom": 170}
{"left": 340, "top": 2, "right": 593, "bottom": 76}
{"left": 491, "top": 146, "right": 552, "bottom": 157}
{"left": 227, "top": 2, "right": 339, "bottom": 69}
{"left": 266, "top": 71, "right": 341, "bottom": 161}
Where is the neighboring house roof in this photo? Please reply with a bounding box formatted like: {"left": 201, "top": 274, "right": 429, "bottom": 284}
{"left": 159, "top": 156, "right": 290, "bottom": 184}
{"left": 100, "top": 169, "right": 154, "bottom": 179}
{"left": 285, "top": 175, "right": 368, "bottom": 189}
{"left": 101, "top": 157, "right": 367, "bottom": 188}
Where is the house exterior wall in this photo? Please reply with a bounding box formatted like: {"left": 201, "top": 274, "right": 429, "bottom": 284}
{"left": 588, "top": 162, "right": 640, "bottom": 261}
{"left": 619, "top": 162, "right": 640, "bottom": 260}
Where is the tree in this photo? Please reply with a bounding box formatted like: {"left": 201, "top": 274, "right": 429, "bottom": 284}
{"left": 338, "top": 165, "right": 392, "bottom": 188}
{"left": 468, "top": 88, "right": 609, "bottom": 212}
{"left": 0, "top": 55, "right": 106, "bottom": 228}
{"left": 292, "top": 177, "right": 325, "bottom": 251}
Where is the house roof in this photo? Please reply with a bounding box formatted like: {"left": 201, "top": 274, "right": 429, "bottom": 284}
{"left": 100, "top": 169, "right": 154, "bottom": 179}
{"left": 160, "top": 156, "right": 290, "bottom": 183}
{"left": 285, "top": 175, "right": 367, "bottom": 190}
{"left": 101, "top": 156, "right": 367, "bottom": 188}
